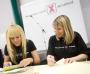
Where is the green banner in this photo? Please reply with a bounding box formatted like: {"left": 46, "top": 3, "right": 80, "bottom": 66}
{"left": 10, "top": 0, "right": 24, "bottom": 30}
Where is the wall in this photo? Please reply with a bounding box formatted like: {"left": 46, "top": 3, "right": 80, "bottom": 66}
{"left": 0, "top": 0, "right": 15, "bottom": 51}
{"left": 80, "top": 0, "right": 90, "bottom": 43}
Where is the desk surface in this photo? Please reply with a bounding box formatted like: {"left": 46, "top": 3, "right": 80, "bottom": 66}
{"left": 2, "top": 61, "right": 90, "bottom": 74}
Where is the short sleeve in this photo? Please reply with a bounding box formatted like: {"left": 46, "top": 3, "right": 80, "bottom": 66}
{"left": 4, "top": 45, "right": 9, "bottom": 55}
{"left": 26, "top": 40, "right": 36, "bottom": 59}
{"left": 74, "top": 32, "right": 87, "bottom": 54}
{"left": 27, "top": 40, "right": 36, "bottom": 52}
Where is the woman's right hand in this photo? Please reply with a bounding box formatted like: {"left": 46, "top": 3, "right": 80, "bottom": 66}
{"left": 3, "top": 61, "right": 12, "bottom": 67}
{"left": 18, "top": 58, "right": 33, "bottom": 68}
{"left": 47, "top": 55, "right": 56, "bottom": 66}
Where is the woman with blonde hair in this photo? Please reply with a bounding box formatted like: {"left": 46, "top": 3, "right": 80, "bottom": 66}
{"left": 47, "top": 15, "right": 88, "bottom": 66}
{"left": 4, "top": 24, "right": 40, "bottom": 67}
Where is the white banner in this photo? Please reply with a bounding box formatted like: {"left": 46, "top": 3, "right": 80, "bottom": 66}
{"left": 21, "top": 0, "right": 88, "bottom": 50}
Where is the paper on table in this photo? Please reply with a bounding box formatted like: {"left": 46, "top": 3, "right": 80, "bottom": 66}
{"left": 56, "top": 58, "right": 65, "bottom": 65}
{"left": 0, "top": 68, "right": 3, "bottom": 72}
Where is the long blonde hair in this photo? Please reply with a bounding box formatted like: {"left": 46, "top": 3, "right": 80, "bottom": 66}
{"left": 6, "top": 24, "right": 26, "bottom": 64}
{"left": 53, "top": 15, "right": 74, "bottom": 45}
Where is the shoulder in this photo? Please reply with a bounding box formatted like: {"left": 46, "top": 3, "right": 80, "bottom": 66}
{"left": 26, "top": 39, "right": 34, "bottom": 44}
{"left": 49, "top": 35, "right": 57, "bottom": 44}
{"left": 74, "top": 31, "right": 82, "bottom": 38}
{"left": 74, "top": 31, "right": 84, "bottom": 42}
{"left": 26, "top": 39, "right": 35, "bottom": 47}
{"left": 50, "top": 35, "right": 56, "bottom": 40}
{"left": 26, "top": 39, "right": 36, "bottom": 50}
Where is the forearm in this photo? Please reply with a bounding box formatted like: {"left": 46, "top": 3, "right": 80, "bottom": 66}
{"left": 31, "top": 50, "right": 40, "bottom": 64}
{"left": 4, "top": 56, "right": 10, "bottom": 62}
{"left": 27, "top": 58, "right": 33, "bottom": 64}
{"left": 72, "top": 54, "right": 88, "bottom": 61}
{"left": 4, "top": 56, "right": 12, "bottom": 66}
{"left": 18, "top": 58, "right": 34, "bottom": 67}
{"left": 33, "top": 57, "right": 40, "bottom": 64}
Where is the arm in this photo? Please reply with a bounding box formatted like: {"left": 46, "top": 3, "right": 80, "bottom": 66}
{"left": 19, "top": 50, "right": 40, "bottom": 67}
{"left": 64, "top": 32, "right": 88, "bottom": 63}
{"left": 31, "top": 50, "right": 40, "bottom": 64}
{"left": 4, "top": 45, "right": 12, "bottom": 66}
{"left": 47, "top": 36, "right": 55, "bottom": 56}
{"left": 64, "top": 54, "right": 88, "bottom": 64}
{"left": 4, "top": 55, "right": 12, "bottom": 66}
{"left": 19, "top": 58, "right": 33, "bottom": 67}
{"left": 75, "top": 32, "right": 88, "bottom": 60}
{"left": 72, "top": 53, "right": 88, "bottom": 61}
{"left": 4, "top": 55, "right": 10, "bottom": 62}
{"left": 19, "top": 40, "right": 40, "bottom": 67}
{"left": 27, "top": 40, "right": 40, "bottom": 64}
{"left": 47, "top": 36, "right": 56, "bottom": 66}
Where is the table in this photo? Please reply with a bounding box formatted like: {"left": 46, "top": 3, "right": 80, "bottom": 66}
{"left": 2, "top": 61, "right": 90, "bottom": 74}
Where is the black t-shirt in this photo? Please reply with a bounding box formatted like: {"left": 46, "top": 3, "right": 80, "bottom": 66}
{"left": 4, "top": 40, "right": 36, "bottom": 64}
{"left": 47, "top": 32, "right": 88, "bottom": 61}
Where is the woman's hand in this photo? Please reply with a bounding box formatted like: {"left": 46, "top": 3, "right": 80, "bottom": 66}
{"left": 47, "top": 55, "right": 56, "bottom": 66}
{"left": 64, "top": 58, "right": 76, "bottom": 64}
{"left": 19, "top": 58, "right": 33, "bottom": 67}
{"left": 64, "top": 54, "right": 88, "bottom": 64}
{"left": 3, "top": 61, "right": 12, "bottom": 67}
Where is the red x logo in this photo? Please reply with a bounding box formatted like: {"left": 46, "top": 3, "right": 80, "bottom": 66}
{"left": 47, "top": 3, "right": 57, "bottom": 14}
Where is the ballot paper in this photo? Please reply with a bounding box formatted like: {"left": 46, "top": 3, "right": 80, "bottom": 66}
{"left": 56, "top": 58, "right": 65, "bottom": 65}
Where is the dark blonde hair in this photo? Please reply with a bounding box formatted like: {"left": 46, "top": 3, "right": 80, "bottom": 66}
{"left": 53, "top": 15, "right": 74, "bottom": 45}
{"left": 6, "top": 24, "right": 26, "bottom": 64}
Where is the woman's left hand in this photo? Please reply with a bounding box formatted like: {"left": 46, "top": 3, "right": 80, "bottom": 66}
{"left": 19, "top": 58, "right": 33, "bottom": 67}
{"left": 64, "top": 54, "right": 88, "bottom": 64}
{"left": 64, "top": 58, "right": 76, "bottom": 64}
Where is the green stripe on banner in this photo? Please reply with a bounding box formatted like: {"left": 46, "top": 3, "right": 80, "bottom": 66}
{"left": 10, "top": 0, "right": 24, "bottom": 30}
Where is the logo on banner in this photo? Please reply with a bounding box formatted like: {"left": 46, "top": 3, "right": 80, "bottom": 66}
{"left": 47, "top": 3, "right": 57, "bottom": 14}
